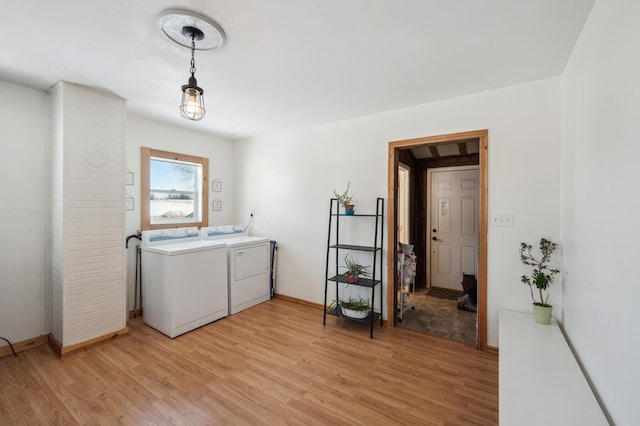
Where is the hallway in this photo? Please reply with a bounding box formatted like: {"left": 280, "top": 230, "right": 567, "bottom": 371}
{"left": 398, "top": 288, "right": 477, "bottom": 345}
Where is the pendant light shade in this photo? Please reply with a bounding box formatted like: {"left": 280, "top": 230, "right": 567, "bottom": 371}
{"left": 180, "top": 75, "right": 205, "bottom": 121}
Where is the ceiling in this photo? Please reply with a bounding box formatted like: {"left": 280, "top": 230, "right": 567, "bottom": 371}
{"left": 0, "top": 0, "right": 594, "bottom": 140}
{"left": 410, "top": 139, "right": 479, "bottom": 160}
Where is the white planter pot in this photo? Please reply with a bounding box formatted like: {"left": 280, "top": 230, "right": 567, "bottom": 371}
{"left": 341, "top": 306, "right": 368, "bottom": 319}
{"left": 533, "top": 303, "right": 553, "bottom": 325}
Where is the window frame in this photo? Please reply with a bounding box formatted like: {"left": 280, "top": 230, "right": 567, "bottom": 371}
{"left": 141, "top": 147, "right": 209, "bottom": 231}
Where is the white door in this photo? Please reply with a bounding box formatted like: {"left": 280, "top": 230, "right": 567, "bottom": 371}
{"left": 398, "top": 165, "right": 410, "bottom": 244}
{"left": 429, "top": 167, "right": 479, "bottom": 290}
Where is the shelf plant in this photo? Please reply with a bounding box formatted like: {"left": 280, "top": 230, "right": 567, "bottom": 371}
{"left": 339, "top": 296, "right": 371, "bottom": 319}
{"left": 519, "top": 237, "right": 560, "bottom": 324}
{"left": 343, "top": 254, "right": 370, "bottom": 283}
{"left": 333, "top": 181, "right": 354, "bottom": 214}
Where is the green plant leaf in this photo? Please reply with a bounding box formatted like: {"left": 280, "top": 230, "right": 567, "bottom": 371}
{"left": 339, "top": 297, "right": 371, "bottom": 312}
{"left": 519, "top": 237, "right": 560, "bottom": 304}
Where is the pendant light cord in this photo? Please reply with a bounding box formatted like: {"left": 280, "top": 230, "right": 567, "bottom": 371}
{"left": 189, "top": 35, "right": 197, "bottom": 78}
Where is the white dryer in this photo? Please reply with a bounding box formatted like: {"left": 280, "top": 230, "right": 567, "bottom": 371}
{"left": 201, "top": 226, "right": 271, "bottom": 315}
{"left": 141, "top": 227, "right": 228, "bottom": 338}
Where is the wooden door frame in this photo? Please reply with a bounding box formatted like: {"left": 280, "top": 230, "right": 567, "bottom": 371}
{"left": 387, "top": 129, "right": 488, "bottom": 351}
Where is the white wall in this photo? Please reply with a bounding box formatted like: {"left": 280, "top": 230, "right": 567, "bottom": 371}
{"left": 0, "top": 86, "right": 236, "bottom": 343}
{"left": 0, "top": 86, "right": 237, "bottom": 344}
{"left": 560, "top": 0, "right": 640, "bottom": 423}
{"left": 0, "top": 81, "right": 49, "bottom": 346}
{"left": 124, "top": 114, "right": 235, "bottom": 311}
{"left": 236, "top": 76, "right": 563, "bottom": 347}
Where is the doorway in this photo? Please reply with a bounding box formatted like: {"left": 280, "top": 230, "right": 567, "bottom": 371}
{"left": 387, "top": 130, "right": 488, "bottom": 351}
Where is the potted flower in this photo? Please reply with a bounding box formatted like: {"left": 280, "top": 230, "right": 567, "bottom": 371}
{"left": 339, "top": 297, "right": 371, "bottom": 319}
{"left": 333, "top": 181, "right": 355, "bottom": 215}
{"left": 343, "top": 254, "right": 370, "bottom": 284}
{"left": 519, "top": 238, "right": 560, "bottom": 325}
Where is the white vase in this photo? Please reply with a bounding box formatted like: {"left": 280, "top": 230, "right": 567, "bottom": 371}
{"left": 533, "top": 303, "right": 552, "bottom": 325}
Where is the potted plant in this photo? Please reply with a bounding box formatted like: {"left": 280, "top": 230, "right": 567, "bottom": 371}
{"left": 519, "top": 238, "right": 560, "bottom": 325}
{"left": 339, "top": 296, "right": 371, "bottom": 319}
{"left": 333, "top": 181, "right": 355, "bottom": 215}
{"left": 343, "top": 254, "right": 370, "bottom": 283}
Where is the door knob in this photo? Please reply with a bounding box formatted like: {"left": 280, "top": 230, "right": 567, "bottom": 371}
{"left": 432, "top": 236, "right": 442, "bottom": 242}
{"left": 432, "top": 228, "right": 437, "bottom": 233}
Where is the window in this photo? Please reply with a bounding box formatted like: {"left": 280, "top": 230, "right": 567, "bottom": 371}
{"left": 141, "top": 147, "right": 208, "bottom": 230}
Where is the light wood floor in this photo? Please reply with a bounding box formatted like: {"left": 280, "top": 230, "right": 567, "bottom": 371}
{"left": 0, "top": 299, "right": 498, "bottom": 425}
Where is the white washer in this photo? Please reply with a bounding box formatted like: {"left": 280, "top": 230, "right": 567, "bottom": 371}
{"left": 141, "top": 227, "right": 228, "bottom": 338}
{"left": 201, "top": 226, "right": 271, "bottom": 315}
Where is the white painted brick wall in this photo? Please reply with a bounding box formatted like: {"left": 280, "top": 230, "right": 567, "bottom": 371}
{"left": 50, "top": 83, "right": 64, "bottom": 343}
{"left": 50, "top": 82, "right": 126, "bottom": 347}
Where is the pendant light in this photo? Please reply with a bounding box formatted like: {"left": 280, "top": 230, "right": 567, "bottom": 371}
{"left": 180, "top": 27, "right": 205, "bottom": 121}
{"left": 158, "top": 9, "right": 226, "bottom": 122}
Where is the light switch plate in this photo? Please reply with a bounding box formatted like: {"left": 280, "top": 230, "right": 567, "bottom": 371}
{"left": 491, "top": 214, "right": 513, "bottom": 227}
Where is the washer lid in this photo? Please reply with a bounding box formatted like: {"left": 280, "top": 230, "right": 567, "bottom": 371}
{"left": 224, "top": 235, "right": 270, "bottom": 247}
{"left": 142, "top": 239, "right": 226, "bottom": 255}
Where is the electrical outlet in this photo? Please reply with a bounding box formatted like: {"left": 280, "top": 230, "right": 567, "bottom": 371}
{"left": 491, "top": 214, "right": 513, "bottom": 227}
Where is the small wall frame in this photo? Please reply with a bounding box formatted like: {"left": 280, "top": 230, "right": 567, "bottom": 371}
{"left": 212, "top": 198, "right": 222, "bottom": 211}
{"left": 126, "top": 170, "right": 134, "bottom": 185}
{"left": 212, "top": 179, "right": 222, "bottom": 192}
{"left": 126, "top": 194, "right": 134, "bottom": 211}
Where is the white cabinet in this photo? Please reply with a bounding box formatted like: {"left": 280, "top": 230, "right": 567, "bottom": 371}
{"left": 499, "top": 310, "right": 608, "bottom": 425}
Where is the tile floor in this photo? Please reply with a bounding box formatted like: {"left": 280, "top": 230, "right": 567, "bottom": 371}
{"left": 397, "top": 288, "right": 477, "bottom": 345}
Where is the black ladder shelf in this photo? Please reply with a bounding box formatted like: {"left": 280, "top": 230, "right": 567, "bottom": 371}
{"left": 323, "top": 197, "right": 384, "bottom": 339}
